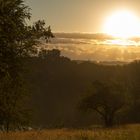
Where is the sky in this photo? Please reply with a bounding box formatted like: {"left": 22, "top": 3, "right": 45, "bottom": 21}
{"left": 25, "top": 0, "right": 140, "bottom": 61}
{"left": 25, "top": 0, "right": 140, "bottom": 33}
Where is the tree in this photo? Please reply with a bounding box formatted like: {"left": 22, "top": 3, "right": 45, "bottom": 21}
{"left": 0, "top": 0, "right": 54, "bottom": 131}
{"left": 39, "top": 49, "right": 61, "bottom": 59}
{"left": 79, "top": 81, "right": 126, "bottom": 127}
{"left": 44, "top": 26, "right": 55, "bottom": 43}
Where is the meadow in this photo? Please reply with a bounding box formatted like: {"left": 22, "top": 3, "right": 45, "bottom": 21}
{"left": 0, "top": 124, "right": 140, "bottom": 140}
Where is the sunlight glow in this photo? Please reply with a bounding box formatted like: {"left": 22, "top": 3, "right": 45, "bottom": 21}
{"left": 103, "top": 10, "right": 140, "bottom": 38}
{"left": 104, "top": 39, "right": 138, "bottom": 46}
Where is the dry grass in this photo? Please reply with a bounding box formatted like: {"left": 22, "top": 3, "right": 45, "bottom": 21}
{"left": 0, "top": 124, "right": 140, "bottom": 140}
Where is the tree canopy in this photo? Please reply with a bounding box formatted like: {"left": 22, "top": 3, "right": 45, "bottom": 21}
{"left": 79, "top": 81, "right": 126, "bottom": 127}
{"left": 0, "top": 0, "right": 54, "bottom": 131}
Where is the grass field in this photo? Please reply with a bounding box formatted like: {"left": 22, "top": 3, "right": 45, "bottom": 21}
{"left": 0, "top": 124, "right": 140, "bottom": 140}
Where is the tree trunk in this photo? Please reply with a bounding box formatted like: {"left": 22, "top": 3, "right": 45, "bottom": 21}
{"left": 5, "top": 121, "right": 10, "bottom": 133}
{"left": 104, "top": 114, "right": 114, "bottom": 127}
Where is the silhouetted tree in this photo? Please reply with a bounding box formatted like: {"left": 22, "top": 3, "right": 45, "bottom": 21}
{"left": 79, "top": 81, "right": 126, "bottom": 127}
{"left": 39, "top": 49, "right": 61, "bottom": 60}
{"left": 45, "top": 26, "right": 55, "bottom": 43}
{"left": 38, "top": 49, "right": 48, "bottom": 59}
{"left": 0, "top": 0, "right": 54, "bottom": 131}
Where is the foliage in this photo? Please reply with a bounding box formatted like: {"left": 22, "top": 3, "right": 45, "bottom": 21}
{"left": 0, "top": 0, "right": 54, "bottom": 131}
{"left": 39, "top": 49, "right": 61, "bottom": 59}
{"left": 79, "top": 81, "right": 126, "bottom": 127}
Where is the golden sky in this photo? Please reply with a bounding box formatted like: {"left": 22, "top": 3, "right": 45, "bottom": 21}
{"left": 26, "top": 0, "right": 140, "bottom": 33}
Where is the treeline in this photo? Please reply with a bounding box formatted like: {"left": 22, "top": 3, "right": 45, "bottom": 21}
{"left": 24, "top": 49, "right": 140, "bottom": 128}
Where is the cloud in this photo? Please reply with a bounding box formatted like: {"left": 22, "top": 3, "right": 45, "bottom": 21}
{"left": 40, "top": 33, "right": 140, "bottom": 61}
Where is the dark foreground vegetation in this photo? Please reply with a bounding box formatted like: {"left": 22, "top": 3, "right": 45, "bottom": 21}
{"left": 24, "top": 50, "right": 140, "bottom": 128}
{"left": 0, "top": 0, "right": 140, "bottom": 133}
{"left": 0, "top": 124, "right": 140, "bottom": 140}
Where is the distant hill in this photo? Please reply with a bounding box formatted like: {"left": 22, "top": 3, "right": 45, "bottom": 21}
{"left": 23, "top": 56, "right": 140, "bottom": 128}
{"left": 74, "top": 60, "right": 129, "bottom": 65}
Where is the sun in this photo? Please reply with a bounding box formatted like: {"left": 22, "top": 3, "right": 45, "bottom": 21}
{"left": 103, "top": 10, "right": 140, "bottom": 38}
